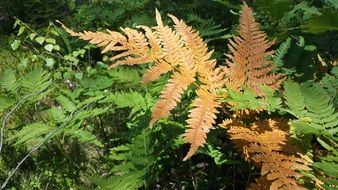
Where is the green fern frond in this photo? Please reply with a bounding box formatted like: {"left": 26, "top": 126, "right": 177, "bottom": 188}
{"left": 9, "top": 122, "right": 54, "bottom": 146}
{"left": 285, "top": 81, "right": 338, "bottom": 136}
{"left": 56, "top": 95, "right": 76, "bottom": 113}
{"left": 109, "top": 145, "right": 130, "bottom": 161}
{"left": 47, "top": 107, "right": 66, "bottom": 123}
{"left": 0, "top": 96, "right": 15, "bottom": 113}
{"left": 283, "top": 80, "right": 307, "bottom": 117}
{"left": 95, "top": 131, "right": 155, "bottom": 189}
{"left": 90, "top": 172, "right": 144, "bottom": 190}
{"left": 187, "top": 14, "right": 229, "bottom": 42}
{"left": 0, "top": 68, "right": 19, "bottom": 93}
{"left": 110, "top": 130, "right": 154, "bottom": 175}
{"left": 273, "top": 38, "right": 291, "bottom": 70}
{"left": 63, "top": 125, "right": 104, "bottom": 147}
{"left": 72, "top": 107, "right": 109, "bottom": 122}
{"left": 313, "top": 154, "right": 338, "bottom": 189}
{"left": 202, "top": 144, "right": 227, "bottom": 165}
{"left": 20, "top": 67, "right": 51, "bottom": 93}
{"left": 222, "top": 85, "right": 282, "bottom": 112}
{"left": 107, "top": 67, "right": 141, "bottom": 85}
{"left": 301, "top": 83, "right": 338, "bottom": 135}
{"left": 320, "top": 67, "right": 338, "bottom": 107}
{"left": 100, "top": 91, "right": 154, "bottom": 116}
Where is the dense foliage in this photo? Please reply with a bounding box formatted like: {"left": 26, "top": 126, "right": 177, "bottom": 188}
{"left": 0, "top": 0, "right": 337, "bottom": 189}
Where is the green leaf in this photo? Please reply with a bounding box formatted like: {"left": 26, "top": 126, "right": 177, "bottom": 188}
{"left": 17, "top": 26, "right": 26, "bottom": 36}
{"left": 46, "top": 38, "right": 56, "bottom": 44}
{"left": 29, "top": 33, "right": 37, "bottom": 40}
{"left": 11, "top": 40, "right": 21, "bottom": 50}
{"left": 53, "top": 45, "right": 60, "bottom": 51}
{"left": 75, "top": 72, "right": 83, "bottom": 79}
{"left": 301, "top": 11, "right": 338, "bottom": 34}
{"left": 50, "top": 29, "right": 59, "bottom": 36}
{"left": 35, "top": 36, "right": 45, "bottom": 45}
{"left": 44, "top": 44, "right": 54, "bottom": 52}
{"left": 45, "top": 58, "right": 55, "bottom": 68}
{"left": 324, "top": 0, "right": 338, "bottom": 9}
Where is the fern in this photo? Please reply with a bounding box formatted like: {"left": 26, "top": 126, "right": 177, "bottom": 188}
{"left": 47, "top": 107, "right": 66, "bottom": 123}
{"left": 273, "top": 38, "right": 291, "bottom": 71}
{"left": 313, "top": 153, "right": 338, "bottom": 190}
{"left": 95, "top": 130, "right": 155, "bottom": 189}
{"left": 285, "top": 81, "right": 338, "bottom": 137}
{"left": 284, "top": 80, "right": 338, "bottom": 188}
{"left": 187, "top": 14, "right": 229, "bottom": 42}
{"left": 0, "top": 96, "right": 15, "bottom": 113}
{"left": 224, "top": 2, "right": 285, "bottom": 96}
{"left": 90, "top": 172, "right": 144, "bottom": 190}
{"left": 202, "top": 144, "right": 228, "bottom": 165}
{"left": 63, "top": 124, "right": 104, "bottom": 147}
{"left": 223, "top": 85, "right": 282, "bottom": 113}
{"left": 100, "top": 91, "right": 154, "bottom": 117}
{"left": 283, "top": 80, "right": 307, "bottom": 117}
{"left": 225, "top": 119, "right": 316, "bottom": 190}
{"left": 61, "top": 8, "right": 224, "bottom": 159}
{"left": 0, "top": 68, "right": 19, "bottom": 93}
{"left": 62, "top": 2, "right": 291, "bottom": 162}
{"left": 9, "top": 122, "right": 53, "bottom": 146}
{"left": 56, "top": 95, "right": 76, "bottom": 113}
{"left": 320, "top": 67, "right": 338, "bottom": 108}
{"left": 301, "top": 83, "right": 338, "bottom": 135}
{"left": 20, "top": 67, "right": 51, "bottom": 94}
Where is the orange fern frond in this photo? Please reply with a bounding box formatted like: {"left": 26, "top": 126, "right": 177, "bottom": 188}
{"left": 227, "top": 119, "right": 315, "bottom": 190}
{"left": 61, "top": 9, "right": 223, "bottom": 160}
{"left": 149, "top": 68, "right": 195, "bottom": 127}
{"left": 224, "top": 3, "right": 284, "bottom": 96}
{"left": 140, "top": 61, "right": 172, "bottom": 83}
{"left": 183, "top": 89, "right": 220, "bottom": 161}
{"left": 168, "top": 14, "right": 225, "bottom": 159}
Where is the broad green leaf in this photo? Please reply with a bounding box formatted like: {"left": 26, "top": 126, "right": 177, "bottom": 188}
{"left": 35, "top": 36, "right": 45, "bottom": 45}
{"left": 46, "top": 38, "right": 56, "bottom": 44}
{"left": 45, "top": 58, "right": 55, "bottom": 68}
{"left": 44, "top": 44, "right": 54, "bottom": 52}
{"left": 29, "top": 33, "right": 37, "bottom": 40}
{"left": 11, "top": 40, "right": 21, "bottom": 50}
{"left": 17, "top": 26, "right": 26, "bottom": 36}
{"left": 301, "top": 11, "right": 338, "bottom": 33}
{"left": 75, "top": 72, "right": 83, "bottom": 79}
{"left": 53, "top": 45, "right": 60, "bottom": 51}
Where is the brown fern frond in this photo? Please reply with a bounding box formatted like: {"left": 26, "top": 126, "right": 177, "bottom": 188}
{"left": 61, "top": 9, "right": 223, "bottom": 160}
{"left": 227, "top": 119, "right": 314, "bottom": 190}
{"left": 149, "top": 68, "right": 195, "bottom": 127}
{"left": 224, "top": 3, "right": 284, "bottom": 96}
{"left": 140, "top": 61, "right": 172, "bottom": 83}
{"left": 167, "top": 14, "right": 225, "bottom": 159}
{"left": 183, "top": 88, "right": 220, "bottom": 161}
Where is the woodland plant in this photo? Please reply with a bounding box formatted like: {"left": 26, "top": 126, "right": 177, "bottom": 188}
{"left": 61, "top": 2, "right": 338, "bottom": 189}
{"left": 1, "top": 1, "right": 337, "bottom": 189}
